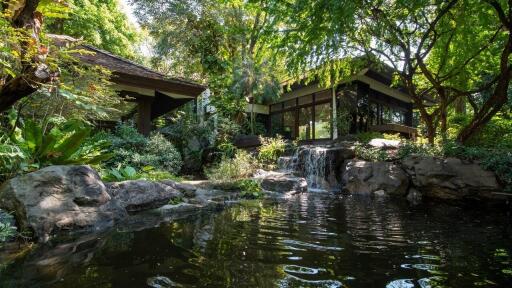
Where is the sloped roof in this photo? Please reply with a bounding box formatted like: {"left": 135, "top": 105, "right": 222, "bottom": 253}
{"left": 49, "top": 34, "right": 206, "bottom": 97}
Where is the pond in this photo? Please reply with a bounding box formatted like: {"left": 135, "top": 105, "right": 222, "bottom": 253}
{"left": 1, "top": 194, "right": 511, "bottom": 287}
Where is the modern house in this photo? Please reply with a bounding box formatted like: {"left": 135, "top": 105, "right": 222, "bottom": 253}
{"left": 246, "top": 67, "right": 417, "bottom": 142}
{"left": 51, "top": 35, "right": 207, "bottom": 136}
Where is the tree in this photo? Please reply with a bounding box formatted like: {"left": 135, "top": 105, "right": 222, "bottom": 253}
{"left": 130, "top": 0, "right": 285, "bottom": 133}
{"left": 268, "top": 0, "right": 511, "bottom": 144}
{"left": 0, "top": 0, "right": 55, "bottom": 112}
{"left": 46, "top": 0, "right": 141, "bottom": 60}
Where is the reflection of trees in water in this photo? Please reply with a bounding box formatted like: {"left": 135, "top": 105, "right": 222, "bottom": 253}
{"left": 2, "top": 196, "right": 511, "bottom": 287}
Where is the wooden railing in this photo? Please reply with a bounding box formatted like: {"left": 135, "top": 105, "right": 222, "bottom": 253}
{"left": 369, "top": 124, "right": 418, "bottom": 139}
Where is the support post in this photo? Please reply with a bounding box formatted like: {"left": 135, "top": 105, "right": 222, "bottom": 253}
{"left": 137, "top": 98, "right": 153, "bottom": 136}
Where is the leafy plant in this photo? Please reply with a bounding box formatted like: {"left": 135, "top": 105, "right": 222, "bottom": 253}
{"left": 0, "top": 212, "right": 17, "bottom": 243}
{"left": 396, "top": 141, "right": 442, "bottom": 159}
{"left": 354, "top": 144, "right": 388, "bottom": 162}
{"left": 206, "top": 150, "right": 258, "bottom": 181}
{"left": 168, "top": 196, "right": 184, "bottom": 205}
{"left": 102, "top": 165, "right": 139, "bottom": 182}
{"left": 0, "top": 136, "right": 25, "bottom": 181}
{"left": 104, "top": 123, "right": 183, "bottom": 173}
{"left": 10, "top": 120, "right": 112, "bottom": 171}
{"left": 258, "top": 136, "right": 286, "bottom": 167}
{"left": 236, "top": 179, "right": 263, "bottom": 199}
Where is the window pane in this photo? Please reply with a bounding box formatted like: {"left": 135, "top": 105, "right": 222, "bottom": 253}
{"left": 392, "top": 109, "right": 405, "bottom": 124}
{"left": 283, "top": 111, "right": 296, "bottom": 139}
{"left": 298, "top": 95, "right": 313, "bottom": 105}
{"left": 299, "top": 107, "right": 313, "bottom": 140}
{"left": 314, "top": 103, "right": 331, "bottom": 139}
{"left": 315, "top": 90, "right": 331, "bottom": 102}
{"left": 271, "top": 113, "right": 283, "bottom": 136}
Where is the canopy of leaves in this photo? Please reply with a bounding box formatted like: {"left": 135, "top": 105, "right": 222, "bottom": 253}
{"left": 45, "top": 0, "right": 141, "bottom": 60}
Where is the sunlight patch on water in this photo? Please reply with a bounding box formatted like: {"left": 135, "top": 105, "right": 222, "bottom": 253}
{"left": 281, "top": 239, "right": 343, "bottom": 252}
{"left": 278, "top": 274, "right": 343, "bottom": 288}
{"left": 283, "top": 265, "right": 326, "bottom": 275}
{"left": 386, "top": 279, "right": 415, "bottom": 288}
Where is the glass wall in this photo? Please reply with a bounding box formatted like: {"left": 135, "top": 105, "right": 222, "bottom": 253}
{"left": 314, "top": 103, "right": 331, "bottom": 139}
{"left": 270, "top": 89, "right": 333, "bottom": 140}
{"left": 270, "top": 81, "right": 413, "bottom": 140}
{"left": 299, "top": 107, "right": 313, "bottom": 140}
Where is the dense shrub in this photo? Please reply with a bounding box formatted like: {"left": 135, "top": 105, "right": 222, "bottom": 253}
{"left": 396, "top": 141, "right": 442, "bottom": 159}
{"left": 258, "top": 136, "right": 286, "bottom": 167}
{"left": 105, "top": 123, "right": 182, "bottom": 173}
{"left": 354, "top": 143, "right": 389, "bottom": 161}
{"left": 206, "top": 150, "right": 258, "bottom": 181}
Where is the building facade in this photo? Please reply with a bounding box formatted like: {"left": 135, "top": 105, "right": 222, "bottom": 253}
{"left": 248, "top": 68, "right": 416, "bottom": 141}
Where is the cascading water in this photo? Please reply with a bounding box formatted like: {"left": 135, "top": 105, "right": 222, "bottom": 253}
{"left": 279, "top": 145, "right": 340, "bottom": 192}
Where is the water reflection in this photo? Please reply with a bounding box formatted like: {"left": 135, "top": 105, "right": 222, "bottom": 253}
{"left": 1, "top": 194, "right": 511, "bottom": 287}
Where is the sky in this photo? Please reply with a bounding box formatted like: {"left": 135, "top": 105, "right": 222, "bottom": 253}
{"left": 119, "top": 0, "right": 139, "bottom": 28}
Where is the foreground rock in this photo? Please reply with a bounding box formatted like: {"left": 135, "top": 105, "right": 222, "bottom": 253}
{"left": 342, "top": 160, "right": 409, "bottom": 196}
{"left": 253, "top": 170, "right": 308, "bottom": 193}
{"left": 106, "top": 180, "right": 182, "bottom": 213}
{"left": 402, "top": 156, "right": 502, "bottom": 200}
{"left": 0, "top": 166, "right": 125, "bottom": 242}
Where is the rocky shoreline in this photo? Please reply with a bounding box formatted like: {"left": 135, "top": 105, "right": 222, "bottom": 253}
{"left": 0, "top": 141, "right": 508, "bottom": 243}
{"left": 0, "top": 165, "right": 303, "bottom": 243}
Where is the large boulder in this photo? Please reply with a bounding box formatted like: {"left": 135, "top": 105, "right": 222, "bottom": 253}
{"left": 368, "top": 138, "right": 401, "bottom": 150}
{"left": 106, "top": 180, "right": 182, "bottom": 213}
{"left": 342, "top": 160, "right": 410, "bottom": 196}
{"left": 253, "top": 170, "right": 308, "bottom": 193}
{"left": 0, "top": 166, "right": 125, "bottom": 242}
{"left": 402, "top": 156, "right": 502, "bottom": 200}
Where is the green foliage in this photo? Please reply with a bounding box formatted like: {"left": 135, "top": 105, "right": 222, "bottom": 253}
{"left": 354, "top": 144, "right": 388, "bottom": 162}
{"left": 206, "top": 150, "right": 258, "bottom": 181}
{"left": 356, "top": 132, "right": 384, "bottom": 144}
{"left": 258, "top": 136, "right": 286, "bottom": 167}
{"left": 2, "top": 120, "right": 112, "bottom": 175}
{"left": 396, "top": 141, "right": 442, "bottom": 159}
{"left": 102, "top": 165, "right": 139, "bottom": 182}
{"left": 45, "top": 0, "right": 141, "bottom": 60}
{"left": 105, "top": 123, "right": 183, "bottom": 173}
{"left": 236, "top": 179, "right": 263, "bottom": 199}
{"left": 101, "top": 165, "right": 182, "bottom": 182}
{"left": 17, "top": 120, "right": 111, "bottom": 166}
{"left": 168, "top": 196, "right": 184, "bottom": 205}
{"left": 0, "top": 136, "right": 25, "bottom": 181}
{"left": 0, "top": 212, "right": 16, "bottom": 243}
{"left": 442, "top": 141, "right": 512, "bottom": 192}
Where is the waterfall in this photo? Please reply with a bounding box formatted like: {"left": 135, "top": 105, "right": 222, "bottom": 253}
{"left": 303, "top": 147, "right": 329, "bottom": 191}
{"left": 278, "top": 146, "right": 339, "bottom": 192}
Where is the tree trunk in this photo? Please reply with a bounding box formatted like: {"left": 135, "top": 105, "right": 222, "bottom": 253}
{"left": 0, "top": 0, "right": 50, "bottom": 113}
{"left": 454, "top": 97, "right": 465, "bottom": 114}
{"left": 457, "top": 31, "right": 511, "bottom": 144}
{"left": 0, "top": 76, "right": 38, "bottom": 112}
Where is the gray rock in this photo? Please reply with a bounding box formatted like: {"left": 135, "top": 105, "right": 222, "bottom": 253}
{"left": 0, "top": 165, "right": 125, "bottom": 242}
{"left": 342, "top": 160, "right": 409, "bottom": 196}
{"left": 107, "top": 180, "right": 182, "bottom": 213}
{"left": 406, "top": 188, "right": 422, "bottom": 205}
{"left": 160, "top": 180, "right": 197, "bottom": 198}
{"left": 368, "top": 138, "right": 401, "bottom": 149}
{"left": 254, "top": 170, "right": 307, "bottom": 193}
{"left": 402, "top": 156, "right": 502, "bottom": 200}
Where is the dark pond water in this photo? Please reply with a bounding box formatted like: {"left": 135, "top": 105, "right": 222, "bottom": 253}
{"left": 1, "top": 194, "right": 512, "bottom": 288}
